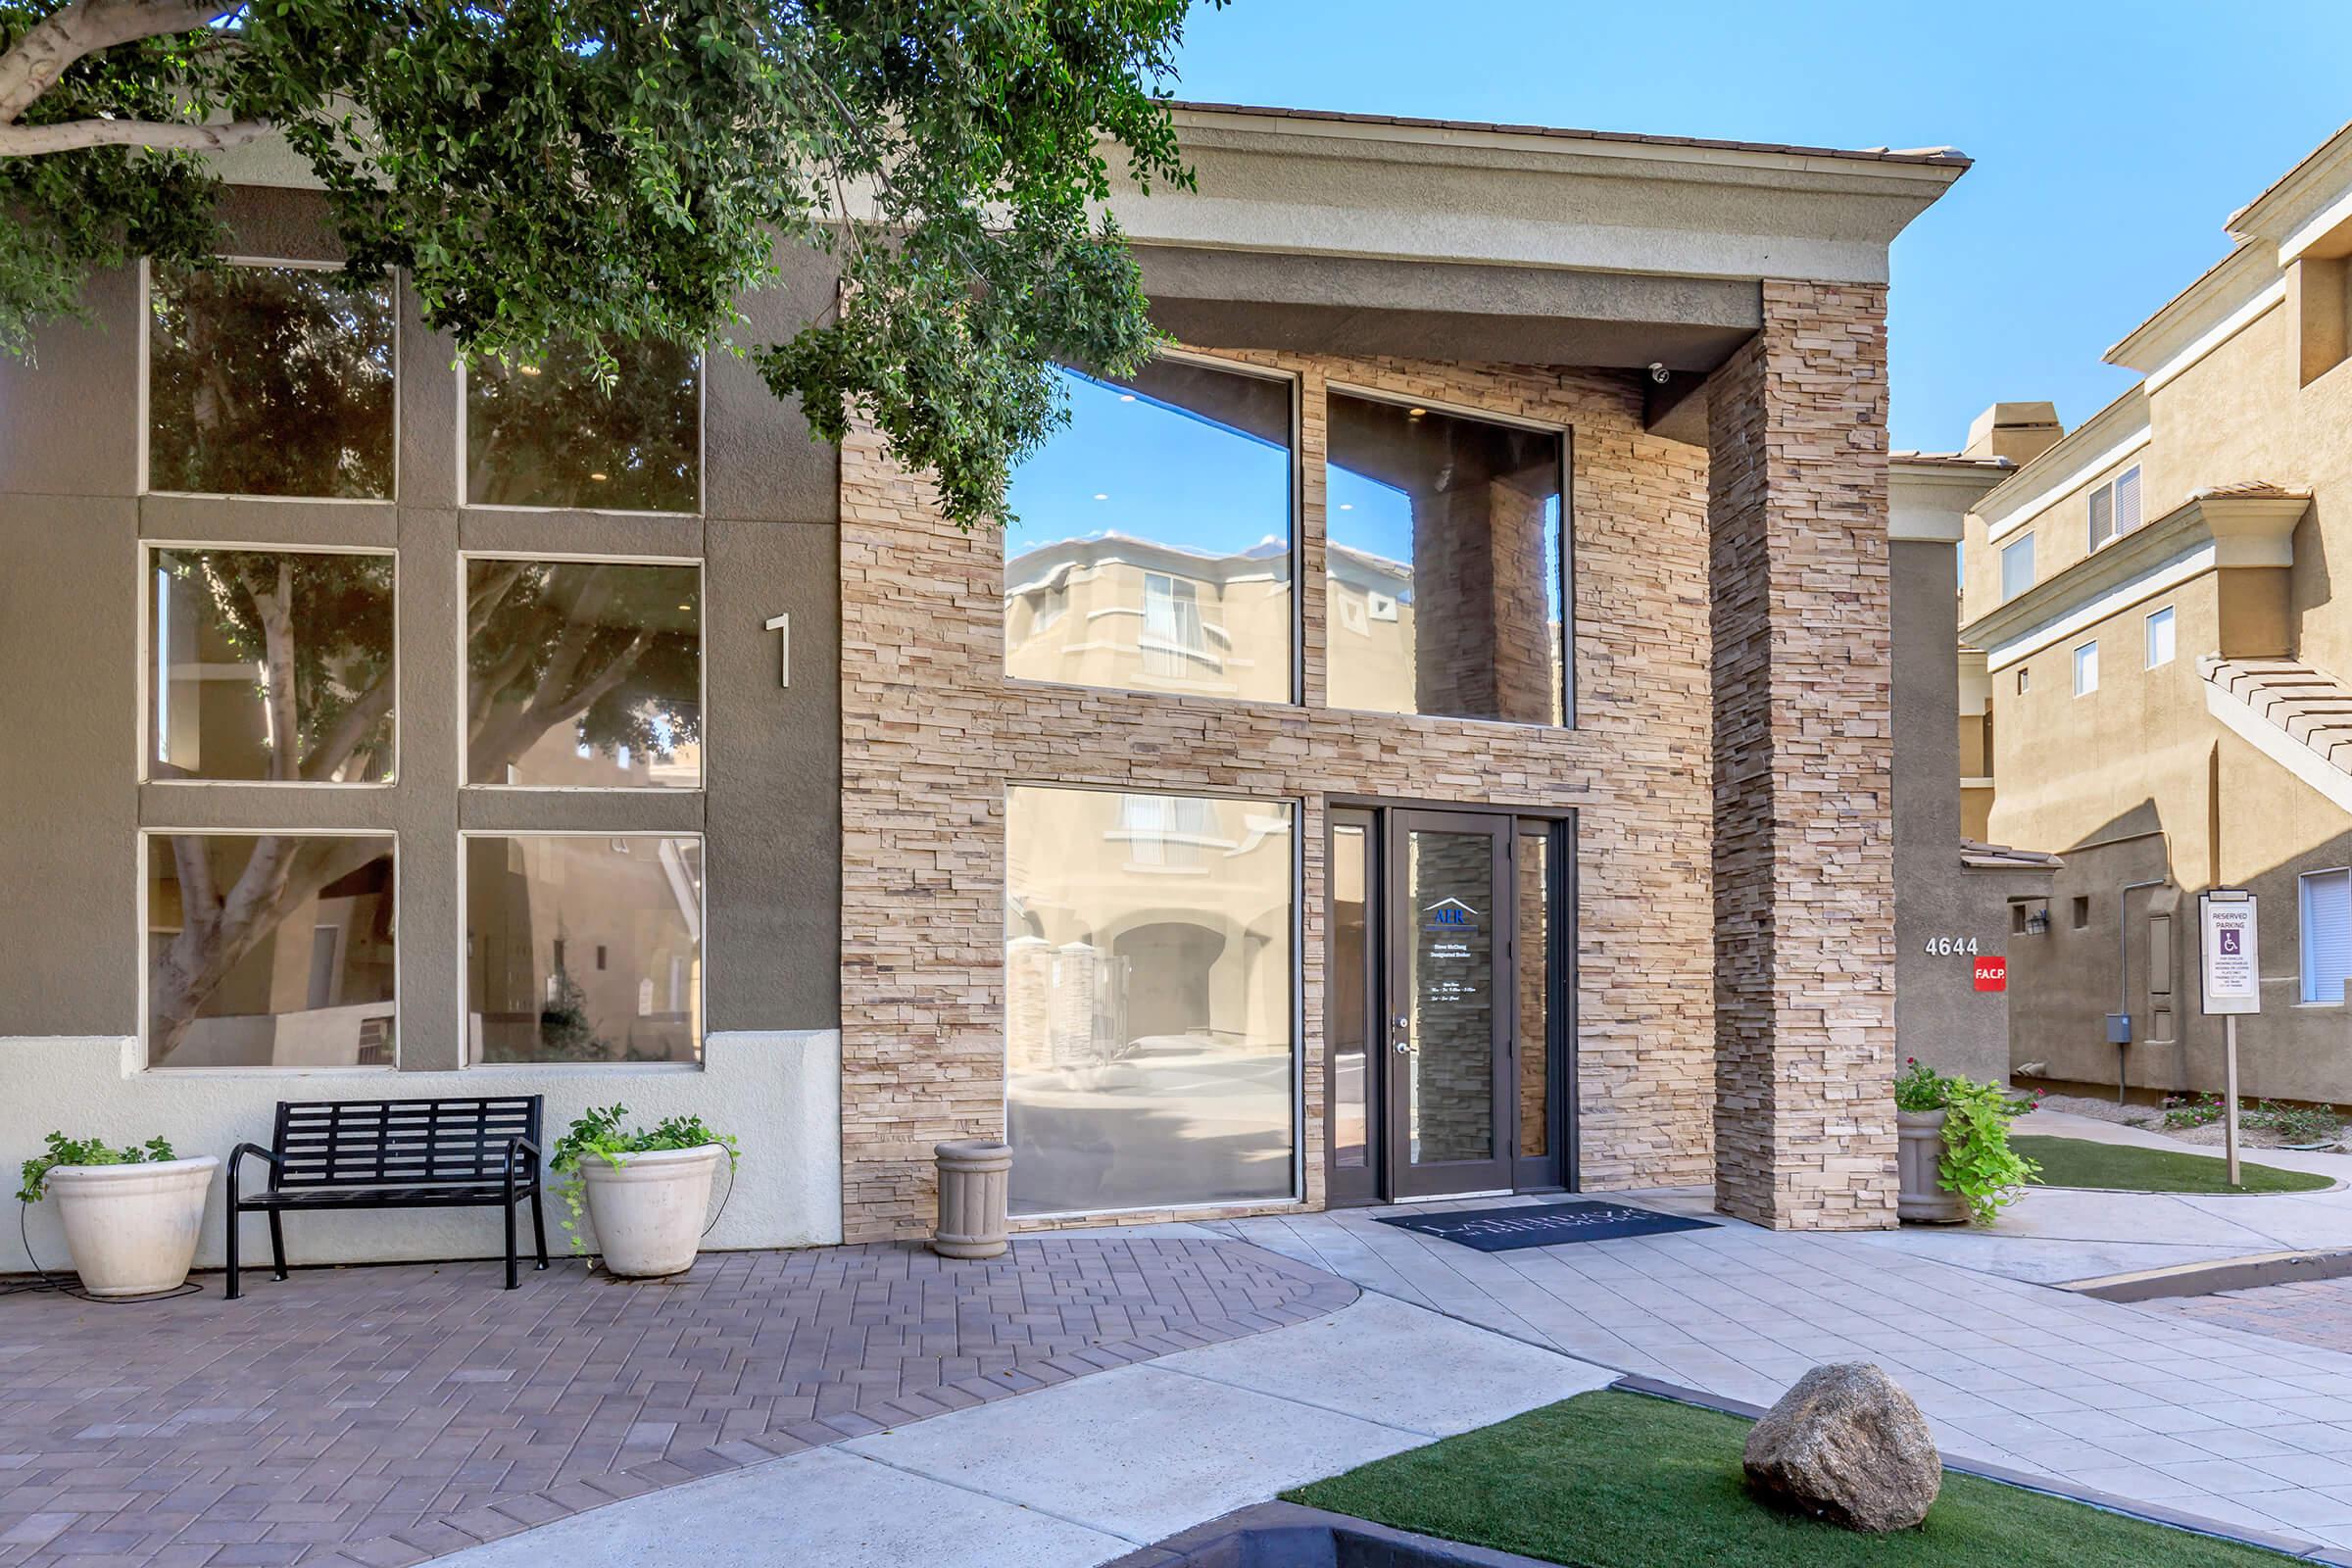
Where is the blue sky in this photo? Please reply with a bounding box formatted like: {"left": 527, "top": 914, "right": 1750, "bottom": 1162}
{"left": 1162, "top": 0, "right": 2352, "bottom": 452}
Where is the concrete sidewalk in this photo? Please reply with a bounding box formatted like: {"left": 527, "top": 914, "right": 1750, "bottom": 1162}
{"left": 1220, "top": 1196, "right": 2352, "bottom": 1550}
{"left": 436, "top": 1289, "right": 1614, "bottom": 1567}
{"left": 1855, "top": 1109, "right": 2352, "bottom": 1284}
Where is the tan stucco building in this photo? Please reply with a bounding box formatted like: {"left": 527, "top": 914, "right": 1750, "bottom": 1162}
{"left": 1958, "top": 123, "right": 2352, "bottom": 1106}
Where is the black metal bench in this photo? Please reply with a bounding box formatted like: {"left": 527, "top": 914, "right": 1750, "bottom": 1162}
{"left": 225, "top": 1096, "right": 548, "bottom": 1298}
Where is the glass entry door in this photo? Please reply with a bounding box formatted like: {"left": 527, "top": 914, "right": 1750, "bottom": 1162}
{"left": 1326, "top": 806, "right": 1572, "bottom": 1204}
{"left": 1385, "top": 810, "right": 1516, "bottom": 1199}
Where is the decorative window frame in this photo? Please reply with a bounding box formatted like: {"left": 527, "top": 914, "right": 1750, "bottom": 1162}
{"left": 1320, "top": 379, "right": 1577, "bottom": 729}
{"left": 136, "top": 826, "right": 401, "bottom": 1073}
{"left": 137, "top": 537, "right": 403, "bottom": 789}
{"left": 137, "top": 256, "right": 404, "bottom": 506}
{"left": 456, "top": 551, "right": 710, "bottom": 795}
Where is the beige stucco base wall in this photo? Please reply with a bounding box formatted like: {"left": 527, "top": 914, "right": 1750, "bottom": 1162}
{"left": 0, "top": 1031, "right": 843, "bottom": 1274}
{"left": 839, "top": 352, "right": 1720, "bottom": 1243}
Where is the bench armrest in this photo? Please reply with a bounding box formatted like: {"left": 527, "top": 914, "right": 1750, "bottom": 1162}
{"left": 501, "top": 1135, "right": 542, "bottom": 1190}
{"left": 227, "top": 1142, "right": 282, "bottom": 1204}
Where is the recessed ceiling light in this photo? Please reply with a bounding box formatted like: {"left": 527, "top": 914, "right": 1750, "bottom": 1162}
{"left": 676, "top": 603, "right": 691, "bottom": 612}
{"left": 1407, "top": 407, "right": 1427, "bottom": 418}
{"left": 517, "top": 365, "right": 543, "bottom": 377}
{"left": 589, "top": 471, "right": 609, "bottom": 482}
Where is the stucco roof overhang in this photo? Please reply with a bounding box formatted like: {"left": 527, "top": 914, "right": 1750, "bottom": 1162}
{"left": 1960, "top": 487, "right": 2311, "bottom": 671}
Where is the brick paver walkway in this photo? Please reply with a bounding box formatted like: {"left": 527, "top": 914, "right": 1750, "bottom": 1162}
{"left": 2146, "top": 1277, "right": 2352, "bottom": 1356}
{"left": 0, "top": 1237, "right": 1353, "bottom": 1568}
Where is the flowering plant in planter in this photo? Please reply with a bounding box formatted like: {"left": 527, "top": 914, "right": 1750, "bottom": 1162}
{"left": 1894, "top": 1060, "right": 2041, "bottom": 1225}
{"left": 18, "top": 1132, "right": 177, "bottom": 1203}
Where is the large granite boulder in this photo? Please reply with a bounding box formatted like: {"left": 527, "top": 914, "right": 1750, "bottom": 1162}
{"left": 1741, "top": 1362, "right": 1941, "bottom": 1532}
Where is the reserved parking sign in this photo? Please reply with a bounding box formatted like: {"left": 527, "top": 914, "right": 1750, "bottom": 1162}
{"left": 2199, "top": 890, "right": 2260, "bottom": 1016}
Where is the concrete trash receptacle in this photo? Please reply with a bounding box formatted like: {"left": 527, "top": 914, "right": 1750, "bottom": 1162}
{"left": 932, "top": 1140, "right": 1012, "bottom": 1258}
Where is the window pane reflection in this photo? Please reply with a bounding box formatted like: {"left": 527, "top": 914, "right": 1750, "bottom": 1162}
{"left": 465, "top": 835, "right": 703, "bottom": 1063}
{"left": 1517, "top": 830, "right": 1549, "bottom": 1159}
{"left": 1326, "top": 394, "right": 1564, "bottom": 724}
{"left": 146, "top": 834, "right": 396, "bottom": 1068}
{"left": 466, "top": 560, "right": 701, "bottom": 788}
{"left": 1004, "top": 360, "right": 1294, "bottom": 702}
{"left": 1405, "top": 828, "right": 1494, "bottom": 1165}
{"left": 150, "top": 548, "right": 395, "bottom": 783}
{"left": 148, "top": 265, "right": 396, "bottom": 499}
{"left": 467, "top": 338, "right": 701, "bottom": 512}
{"left": 1330, "top": 822, "right": 1371, "bottom": 1170}
{"left": 1006, "top": 786, "right": 1296, "bottom": 1214}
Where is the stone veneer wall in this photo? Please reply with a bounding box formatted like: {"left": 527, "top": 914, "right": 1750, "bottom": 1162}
{"left": 839, "top": 351, "right": 1719, "bottom": 1242}
{"left": 1706, "top": 281, "right": 1900, "bottom": 1230}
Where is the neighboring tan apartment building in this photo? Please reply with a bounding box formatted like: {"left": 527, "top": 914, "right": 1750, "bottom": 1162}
{"left": 1960, "top": 122, "right": 2352, "bottom": 1107}
{"left": 1, "top": 102, "right": 1971, "bottom": 1273}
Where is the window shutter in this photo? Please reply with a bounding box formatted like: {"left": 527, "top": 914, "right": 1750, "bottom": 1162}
{"left": 2088, "top": 484, "right": 2114, "bottom": 549}
{"left": 2115, "top": 466, "right": 2142, "bottom": 535}
{"left": 2301, "top": 869, "right": 2352, "bottom": 1004}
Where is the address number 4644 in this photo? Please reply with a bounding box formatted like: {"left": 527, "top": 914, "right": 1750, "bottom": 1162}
{"left": 1923, "top": 936, "right": 1980, "bottom": 956}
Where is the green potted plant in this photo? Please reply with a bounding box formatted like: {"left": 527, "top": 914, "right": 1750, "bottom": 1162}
{"left": 1893, "top": 1060, "right": 2038, "bottom": 1225}
{"left": 19, "top": 1133, "right": 217, "bottom": 1298}
{"left": 550, "top": 1105, "right": 736, "bottom": 1277}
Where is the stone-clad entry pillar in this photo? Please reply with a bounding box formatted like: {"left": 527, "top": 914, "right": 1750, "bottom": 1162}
{"left": 1705, "top": 279, "right": 1899, "bottom": 1231}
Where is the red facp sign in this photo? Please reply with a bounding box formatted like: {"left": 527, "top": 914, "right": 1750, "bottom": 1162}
{"left": 1973, "top": 958, "right": 2008, "bottom": 993}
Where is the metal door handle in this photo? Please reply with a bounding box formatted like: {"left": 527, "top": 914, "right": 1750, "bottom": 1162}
{"left": 1393, "top": 1039, "right": 1411, "bottom": 1054}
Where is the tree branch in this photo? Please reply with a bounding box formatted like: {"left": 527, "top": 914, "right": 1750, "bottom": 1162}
{"left": 0, "top": 0, "right": 245, "bottom": 125}
{"left": 0, "top": 115, "right": 270, "bottom": 156}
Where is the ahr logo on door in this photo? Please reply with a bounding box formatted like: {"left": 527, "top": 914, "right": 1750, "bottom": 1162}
{"left": 1424, "top": 897, "right": 1479, "bottom": 931}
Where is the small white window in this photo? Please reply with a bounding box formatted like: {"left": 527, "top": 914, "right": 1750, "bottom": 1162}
{"left": 2145, "top": 606, "right": 2176, "bottom": 668}
{"left": 2016, "top": 665, "right": 2031, "bottom": 696}
{"left": 2301, "top": 868, "right": 2352, "bottom": 1004}
{"left": 2086, "top": 466, "right": 2143, "bottom": 552}
{"left": 2000, "top": 534, "right": 2036, "bottom": 602}
{"left": 2073, "top": 640, "right": 2099, "bottom": 696}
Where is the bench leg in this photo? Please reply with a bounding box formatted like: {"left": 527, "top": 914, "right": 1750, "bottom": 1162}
{"left": 504, "top": 1200, "right": 519, "bottom": 1291}
{"left": 224, "top": 1205, "right": 240, "bottom": 1301}
{"left": 530, "top": 1188, "right": 549, "bottom": 1271}
{"left": 267, "top": 1209, "right": 288, "bottom": 1282}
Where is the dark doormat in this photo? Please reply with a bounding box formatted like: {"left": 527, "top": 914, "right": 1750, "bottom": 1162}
{"left": 1375, "top": 1200, "right": 1715, "bottom": 1251}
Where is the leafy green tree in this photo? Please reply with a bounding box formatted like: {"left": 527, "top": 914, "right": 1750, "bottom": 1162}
{"left": 1, "top": 0, "right": 1212, "bottom": 527}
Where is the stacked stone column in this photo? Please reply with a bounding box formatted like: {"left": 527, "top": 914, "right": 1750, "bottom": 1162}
{"left": 1705, "top": 280, "right": 1900, "bottom": 1231}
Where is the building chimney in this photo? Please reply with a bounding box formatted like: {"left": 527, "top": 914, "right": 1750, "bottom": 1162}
{"left": 1964, "top": 402, "right": 2063, "bottom": 466}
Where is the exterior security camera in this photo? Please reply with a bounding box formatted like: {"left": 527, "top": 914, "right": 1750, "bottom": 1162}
{"left": 1647, "top": 362, "right": 1670, "bottom": 384}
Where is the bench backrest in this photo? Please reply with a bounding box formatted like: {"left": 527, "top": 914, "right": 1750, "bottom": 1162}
{"left": 270, "top": 1097, "right": 544, "bottom": 1188}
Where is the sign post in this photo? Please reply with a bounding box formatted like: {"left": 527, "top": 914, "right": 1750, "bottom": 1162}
{"left": 2198, "top": 890, "right": 2260, "bottom": 1186}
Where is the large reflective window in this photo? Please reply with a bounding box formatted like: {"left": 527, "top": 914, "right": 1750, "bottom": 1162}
{"left": 148, "top": 264, "right": 397, "bottom": 499}
{"left": 465, "top": 560, "right": 701, "bottom": 788}
{"left": 465, "top": 835, "right": 703, "bottom": 1063}
{"left": 149, "top": 547, "right": 395, "bottom": 783}
{"left": 1326, "top": 394, "right": 1565, "bottom": 724}
{"left": 466, "top": 338, "right": 702, "bottom": 513}
{"left": 1005, "top": 786, "right": 1296, "bottom": 1214}
{"left": 1004, "top": 360, "right": 1293, "bottom": 702}
{"left": 146, "top": 834, "right": 396, "bottom": 1068}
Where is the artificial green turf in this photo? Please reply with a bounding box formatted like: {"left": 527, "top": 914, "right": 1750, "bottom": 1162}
{"left": 2015, "top": 1135, "right": 2334, "bottom": 1195}
{"left": 1283, "top": 1390, "right": 2290, "bottom": 1568}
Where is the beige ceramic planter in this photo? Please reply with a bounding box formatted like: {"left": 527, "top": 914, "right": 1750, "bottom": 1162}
{"left": 932, "top": 1140, "right": 1012, "bottom": 1259}
{"left": 578, "top": 1145, "right": 724, "bottom": 1277}
{"left": 1896, "top": 1109, "right": 1968, "bottom": 1224}
{"left": 48, "top": 1155, "right": 219, "bottom": 1298}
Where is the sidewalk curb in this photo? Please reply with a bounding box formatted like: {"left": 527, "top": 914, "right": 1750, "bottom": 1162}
{"left": 2061, "top": 1248, "right": 2352, "bottom": 1302}
{"left": 1610, "top": 1373, "right": 2352, "bottom": 1564}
